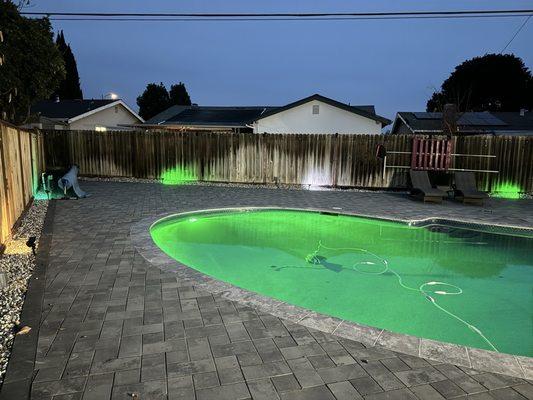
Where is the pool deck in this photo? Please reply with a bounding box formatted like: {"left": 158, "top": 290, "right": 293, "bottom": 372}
{"left": 2, "top": 181, "right": 533, "bottom": 400}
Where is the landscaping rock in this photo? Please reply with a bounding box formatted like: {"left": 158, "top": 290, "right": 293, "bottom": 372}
{"left": 0, "top": 200, "right": 48, "bottom": 385}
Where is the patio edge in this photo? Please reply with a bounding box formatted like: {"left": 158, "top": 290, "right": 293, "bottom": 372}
{"left": 131, "top": 206, "right": 532, "bottom": 380}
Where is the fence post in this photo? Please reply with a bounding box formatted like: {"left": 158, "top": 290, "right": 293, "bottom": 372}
{"left": 0, "top": 126, "right": 9, "bottom": 250}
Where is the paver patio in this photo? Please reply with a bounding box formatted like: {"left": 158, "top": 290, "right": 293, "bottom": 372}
{"left": 1, "top": 181, "right": 532, "bottom": 400}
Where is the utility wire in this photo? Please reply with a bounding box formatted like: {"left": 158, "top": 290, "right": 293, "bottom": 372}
{"left": 500, "top": 14, "right": 532, "bottom": 52}
{"left": 21, "top": 9, "right": 533, "bottom": 19}
{"left": 44, "top": 14, "right": 533, "bottom": 22}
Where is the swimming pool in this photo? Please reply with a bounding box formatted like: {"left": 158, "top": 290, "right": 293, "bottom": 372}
{"left": 150, "top": 209, "right": 533, "bottom": 357}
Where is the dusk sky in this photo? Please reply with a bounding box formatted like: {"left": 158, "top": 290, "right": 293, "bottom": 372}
{"left": 30, "top": 0, "right": 533, "bottom": 120}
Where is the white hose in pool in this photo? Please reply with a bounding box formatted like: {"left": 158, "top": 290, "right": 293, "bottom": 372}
{"left": 306, "top": 241, "right": 498, "bottom": 352}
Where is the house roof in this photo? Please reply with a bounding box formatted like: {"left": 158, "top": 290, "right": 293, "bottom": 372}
{"left": 392, "top": 111, "right": 533, "bottom": 136}
{"left": 165, "top": 106, "right": 276, "bottom": 127}
{"left": 491, "top": 112, "right": 533, "bottom": 134}
{"left": 31, "top": 99, "right": 144, "bottom": 123}
{"left": 256, "top": 94, "right": 390, "bottom": 125}
{"left": 143, "top": 94, "right": 389, "bottom": 128}
{"left": 144, "top": 105, "right": 191, "bottom": 125}
{"left": 32, "top": 99, "right": 116, "bottom": 119}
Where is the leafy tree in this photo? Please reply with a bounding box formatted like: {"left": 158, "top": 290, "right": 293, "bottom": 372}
{"left": 136, "top": 82, "right": 170, "bottom": 120}
{"left": 0, "top": 1, "right": 65, "bottom": 123}
{"left": 137, "top": 82, "right": 192, "bottom": 120}
{"left": 169, "top": 82, "right": 191, "bottom": 106}
{"left": 427, "top": 54, "right": 533, "bottom": 112}
{"left": 53, "top": 30, "right": 83, "bottom": 100}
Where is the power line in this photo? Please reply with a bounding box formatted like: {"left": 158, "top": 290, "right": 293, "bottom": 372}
{"left": 500, "top": 14, "right": 532, "bottom": 52}
{"left": 44, "top": 14, "right": 533, "bottom": 22}
{"left": 20, "top": 9, "right": 533, "bottom": 19}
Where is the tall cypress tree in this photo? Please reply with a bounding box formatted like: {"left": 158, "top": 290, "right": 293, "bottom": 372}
{"left": 53, "top": 30, "right": 83, "bottom": 100}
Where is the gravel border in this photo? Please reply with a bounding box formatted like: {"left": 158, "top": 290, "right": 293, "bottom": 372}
{"left": 79, "top": 175, "right": 532, "bottom": 198}
{"left": 0, "top": 200, "right": 48, "bottom": 387}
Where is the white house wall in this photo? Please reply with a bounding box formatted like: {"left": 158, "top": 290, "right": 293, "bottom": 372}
{"left": 68, "top": 104, "right": 139, "bottom": 131}
{"left": 253, "top": 100, "right": 382, "bottom": 134}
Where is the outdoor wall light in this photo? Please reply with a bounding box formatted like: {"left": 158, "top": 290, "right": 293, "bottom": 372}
{"left": 26, "top": 236, "right": 36, "bottom": 255}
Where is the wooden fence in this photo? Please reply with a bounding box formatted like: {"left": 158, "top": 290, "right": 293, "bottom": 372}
{"left": 0, "top": 121, "right": 46, "bottom": 251}
{"left": 42, "top": 130, "right": 533, "bottom": 193}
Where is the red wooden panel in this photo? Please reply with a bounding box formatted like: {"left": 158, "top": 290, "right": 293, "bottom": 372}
{"left": 411, "top": 137, "right": 453, "bottom": 171}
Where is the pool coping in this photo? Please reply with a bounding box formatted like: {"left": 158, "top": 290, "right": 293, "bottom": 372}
{"left": 130, "top": 206, "right": 533, "bottom": 380}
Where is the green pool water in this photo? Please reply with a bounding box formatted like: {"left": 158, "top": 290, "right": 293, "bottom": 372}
{"left": 150, "top": 209, "right": 533, "bottom": 357}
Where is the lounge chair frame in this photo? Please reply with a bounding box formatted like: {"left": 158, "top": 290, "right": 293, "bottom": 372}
{"left": 409, "top": 170, "right": 446, "bottom": 203}
{"left": 453, "top": 171, "right": 488, "bottom": 206}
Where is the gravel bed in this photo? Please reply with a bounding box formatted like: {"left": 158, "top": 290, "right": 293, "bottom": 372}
{"left": 79, "top": 176, "right": 405, "bottom": 193}
{"left": 0, "top": 200, "right": 48, "bottom": 386}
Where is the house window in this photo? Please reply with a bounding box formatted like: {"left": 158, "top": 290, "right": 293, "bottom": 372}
{"left": 114, "top": 106, "right": 119, "bottom": 113}
{"left": 95, "top": 126, "right": 107, "bottom": 132}
{"left": 312, "top": 105, "right": 320, "bottom": 115}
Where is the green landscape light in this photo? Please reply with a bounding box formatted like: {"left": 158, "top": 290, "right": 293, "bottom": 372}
{"left": 491, "top": 182, "right": 521, "bottom": 199}
{"left": 33, "top": 190, "right": 50, "bottom": 200}
{"left": 160, "top": 166, "right": 197, "bottom": 185}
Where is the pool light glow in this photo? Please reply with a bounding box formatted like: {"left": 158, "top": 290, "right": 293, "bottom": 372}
{"left": 160, "top": 166, "right": 197, "bottom": 185}
{"left": 491, "top": 182, "right": 521, "bottom": 199}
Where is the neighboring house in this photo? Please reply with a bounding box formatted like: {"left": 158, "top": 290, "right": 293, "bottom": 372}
{"left": 26, "top": 98, "right": 143, "bottom": 131}
{"left": 142, "top": 94, "right": 390, "bottom": 134}
{"left": 391, "top": 110, "right": 533, "bottom": 136}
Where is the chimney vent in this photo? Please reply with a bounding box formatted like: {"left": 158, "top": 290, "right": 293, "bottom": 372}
{"left": 442, "top": 104, "right": 458, "bottom": 135}
{"left": 54, "top": 95, "right": 60, "bottom": 103}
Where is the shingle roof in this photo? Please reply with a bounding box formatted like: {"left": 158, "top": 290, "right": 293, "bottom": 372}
{"left": 491, "top": 112, "right": 533, "bottom": 134}
{"left": 144, "top": 105, "right": 191, "bottom": 125}
{"left": 165, "top": 107, "right": 276, "bottom": 127}
{"left": 393, "top": 111, "right": 533, "bottom": 136}
{"left": 31, "top": 99, "right": 117, "bottom": 120}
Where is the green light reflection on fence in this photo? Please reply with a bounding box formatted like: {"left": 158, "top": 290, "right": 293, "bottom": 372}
{"left": 491, "top": 182, "right": 521, "bottom": 199}
{"left": 160, "top": 166, "right": 198, "bottom": 185}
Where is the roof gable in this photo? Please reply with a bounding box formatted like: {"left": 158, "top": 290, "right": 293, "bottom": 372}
{"left": 31, "top": 99, "right": 144, "bottom": 123}
{"left": 256, "top": 94, "right": 390, "bottom": 126}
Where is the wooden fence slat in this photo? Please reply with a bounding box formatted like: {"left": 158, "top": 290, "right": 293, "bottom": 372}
{"left": 0, "top": 122, "right": 44, "bottom": 249}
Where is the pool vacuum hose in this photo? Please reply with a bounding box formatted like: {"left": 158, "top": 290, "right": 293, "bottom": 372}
{"left": 306, "top": 241, "right": 498, "bottom": 352}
